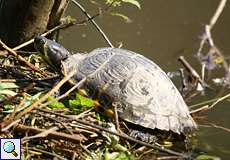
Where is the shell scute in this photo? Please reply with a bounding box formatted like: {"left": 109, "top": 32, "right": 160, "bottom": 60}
{"left": 64, "top": 47, "right": 197, "bottom": 134}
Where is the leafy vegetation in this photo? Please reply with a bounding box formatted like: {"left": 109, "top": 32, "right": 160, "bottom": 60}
{"left": 47, "top": 96, "right": 65, "bottom": 109}
{"left": 105, "top": 0, "right": 141, "bottom": 9}
{"left": 0, "top": 82, "right": 42, "bottom": 113}
{"left": 86, "top": 146, "right": 134, "bottom": 160}
{"left": 195, "top": 154, "right": 221, "bottom": 160}
{"left": 69, "top": 94, "right": 94, "bottom": 111}
{"left": 102, "top": 0, "right": 141, "bottom": 22}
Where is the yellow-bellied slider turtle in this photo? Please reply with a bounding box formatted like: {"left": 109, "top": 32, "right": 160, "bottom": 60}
{"left": 34, "top": 36, "right": 197, "bottom": 134}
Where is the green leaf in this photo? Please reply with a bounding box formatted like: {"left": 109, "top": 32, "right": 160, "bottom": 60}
{"left": 195, "top": 155, "right": 221, "bottom": 160}
{"left": 23, "top": 92, "right": 43, "bottom": 108}
{"left": 3, "top": 104, "right": 16, "bottom": 111}
{"left": 114, "top": 152, "right": 134, "bottom": 160}
{"left": 110, "top": 12, "right": 132, "bottom": 23}
{"left": 47, "top": 96, "right": 65, "bottom": 109}
{"left": 105, "top": 0, "right": 141, "bottom": 9}
{"left": 95, "top": 112, "right": 101, "bottom": 121}
{"left": 0, "top": 82, "right": 19, "bottom": 90}
{"left": 77, "top": 94, "right": 94, "bottom": 107}
{"left": 69, "top": 99, "right": 80, "bottom": 110}
{"left": 69, "top": 94, "right": 93, "bottom": 111}
{"left": 122, "top": 0, "right": 141, "bottom": 9}
{"left": 105, "top": 0, "right": 121, "bottom": 7}
{"left": 0, "top": 89, "right": 17, "bottom": 96}
{"left": 0, "top": 82, "right": 18, "bottom": 96}
{"left": 36, "top": 145, "right": 45, "bottom": 149}
{"left": 21, "top": 154, "right": 29, "bottom": 160}
{"left": 0, "top": 94, "right": 4, "bottom": 101}
{"left": 104, "top": 150, "right": 133, "bottom": 160}
{"left": 114, "top": 144, "right": 128, "bottom": 152}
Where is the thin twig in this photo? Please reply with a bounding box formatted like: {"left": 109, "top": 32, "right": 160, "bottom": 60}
{"left": 199, "top": 123, "right": 230, "bottom": 133}
{"left": 209, "top": 0, "right": 227, "bottom": 29}
{"left": 189, "top": 97, "right": 219, "bottom": 109}
{"left": 1, "top": 119, "right": 21, "bottom": 132}
{"left": 190, "top": 105, "right": 209, "bottom": 114}
{"left": 0, "top": 76, "right": 59, "bottom": 83}
{"left": 190, "top": 91, "right": 230, "bottom": 114}
{"left": 208, "top": 92, "right": 230, "bottom": 109}
{"left": 73, "top": 108, "right": 94, "bottom": 119}
{"left": 114, "top": 105, "right": 120, "bottom": 131}
{"left": 28, "top": 147, "right": 66, "bottom": 160}
{"left": 157, "top": 156, "right": 182, "bottom": 160}
{"left": 14, "top": 124, "right": 85, "bottom": 143}
{"left": 34, "top": 111, "right": 74, "bottom": 135}
{"left": 22, "top": 126, "right": 59, "bottom": 142}
{"left": 178, "top": 56, "right": 204, "bottom": 86}
{"left": 71, "top": 0, "right": 114, "bottom": 47}
{"left": 80, "top": 143, "right": 96, "bottom": 160}
{"left": 178, "top": 68, "right": 187, "bottom": 94}
{"left": 72, "top": 152, "right": 77, "bottom": 160}
{"left": 12, "top": 21, "right": 75, "bottom": 51}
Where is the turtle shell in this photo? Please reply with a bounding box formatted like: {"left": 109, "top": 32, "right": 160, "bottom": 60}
{"left": 62, "top": 47, "right": 197, "bottom": 134}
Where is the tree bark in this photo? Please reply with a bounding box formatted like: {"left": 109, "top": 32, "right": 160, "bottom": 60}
{"left": 0, "top": 0, "right": 69, "bottom": 48}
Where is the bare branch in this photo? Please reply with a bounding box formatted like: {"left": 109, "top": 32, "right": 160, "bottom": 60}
{"left": 210, "top": 0, "right": 227, "bottom": 29}
{"left": 15, "top": 124, "right": 85, "bottom": 143}
{"left": 22, "top": 127, "right": 59, "bottom": 142}
{"left": 198, "top": 0, "right": 227, "bottom": 53}
{"left": 71, "top": 0, "right": 114, "bottom": 48}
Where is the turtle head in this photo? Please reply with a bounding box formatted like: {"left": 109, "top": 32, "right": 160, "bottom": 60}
{"left": 34, "top": 36, "right": 70, "bottom": 67}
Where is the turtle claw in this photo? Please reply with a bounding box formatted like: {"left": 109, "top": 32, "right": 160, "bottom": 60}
{"left": 93, "top": 100, "right": 115, "bottom": 118}
{"left": 78, "top": 88, "right": 88, "bottom": 97}
{"left": 104, "top": 108, "right": 114, "bottom": 117}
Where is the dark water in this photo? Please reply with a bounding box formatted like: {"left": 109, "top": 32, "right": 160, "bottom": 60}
{"left": 61, "top": 0, "right": 230, "bottom": 159}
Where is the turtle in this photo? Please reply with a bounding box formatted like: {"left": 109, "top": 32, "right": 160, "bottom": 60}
{"left": 34, "top": 36, "right": 197, "bottom": 135}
